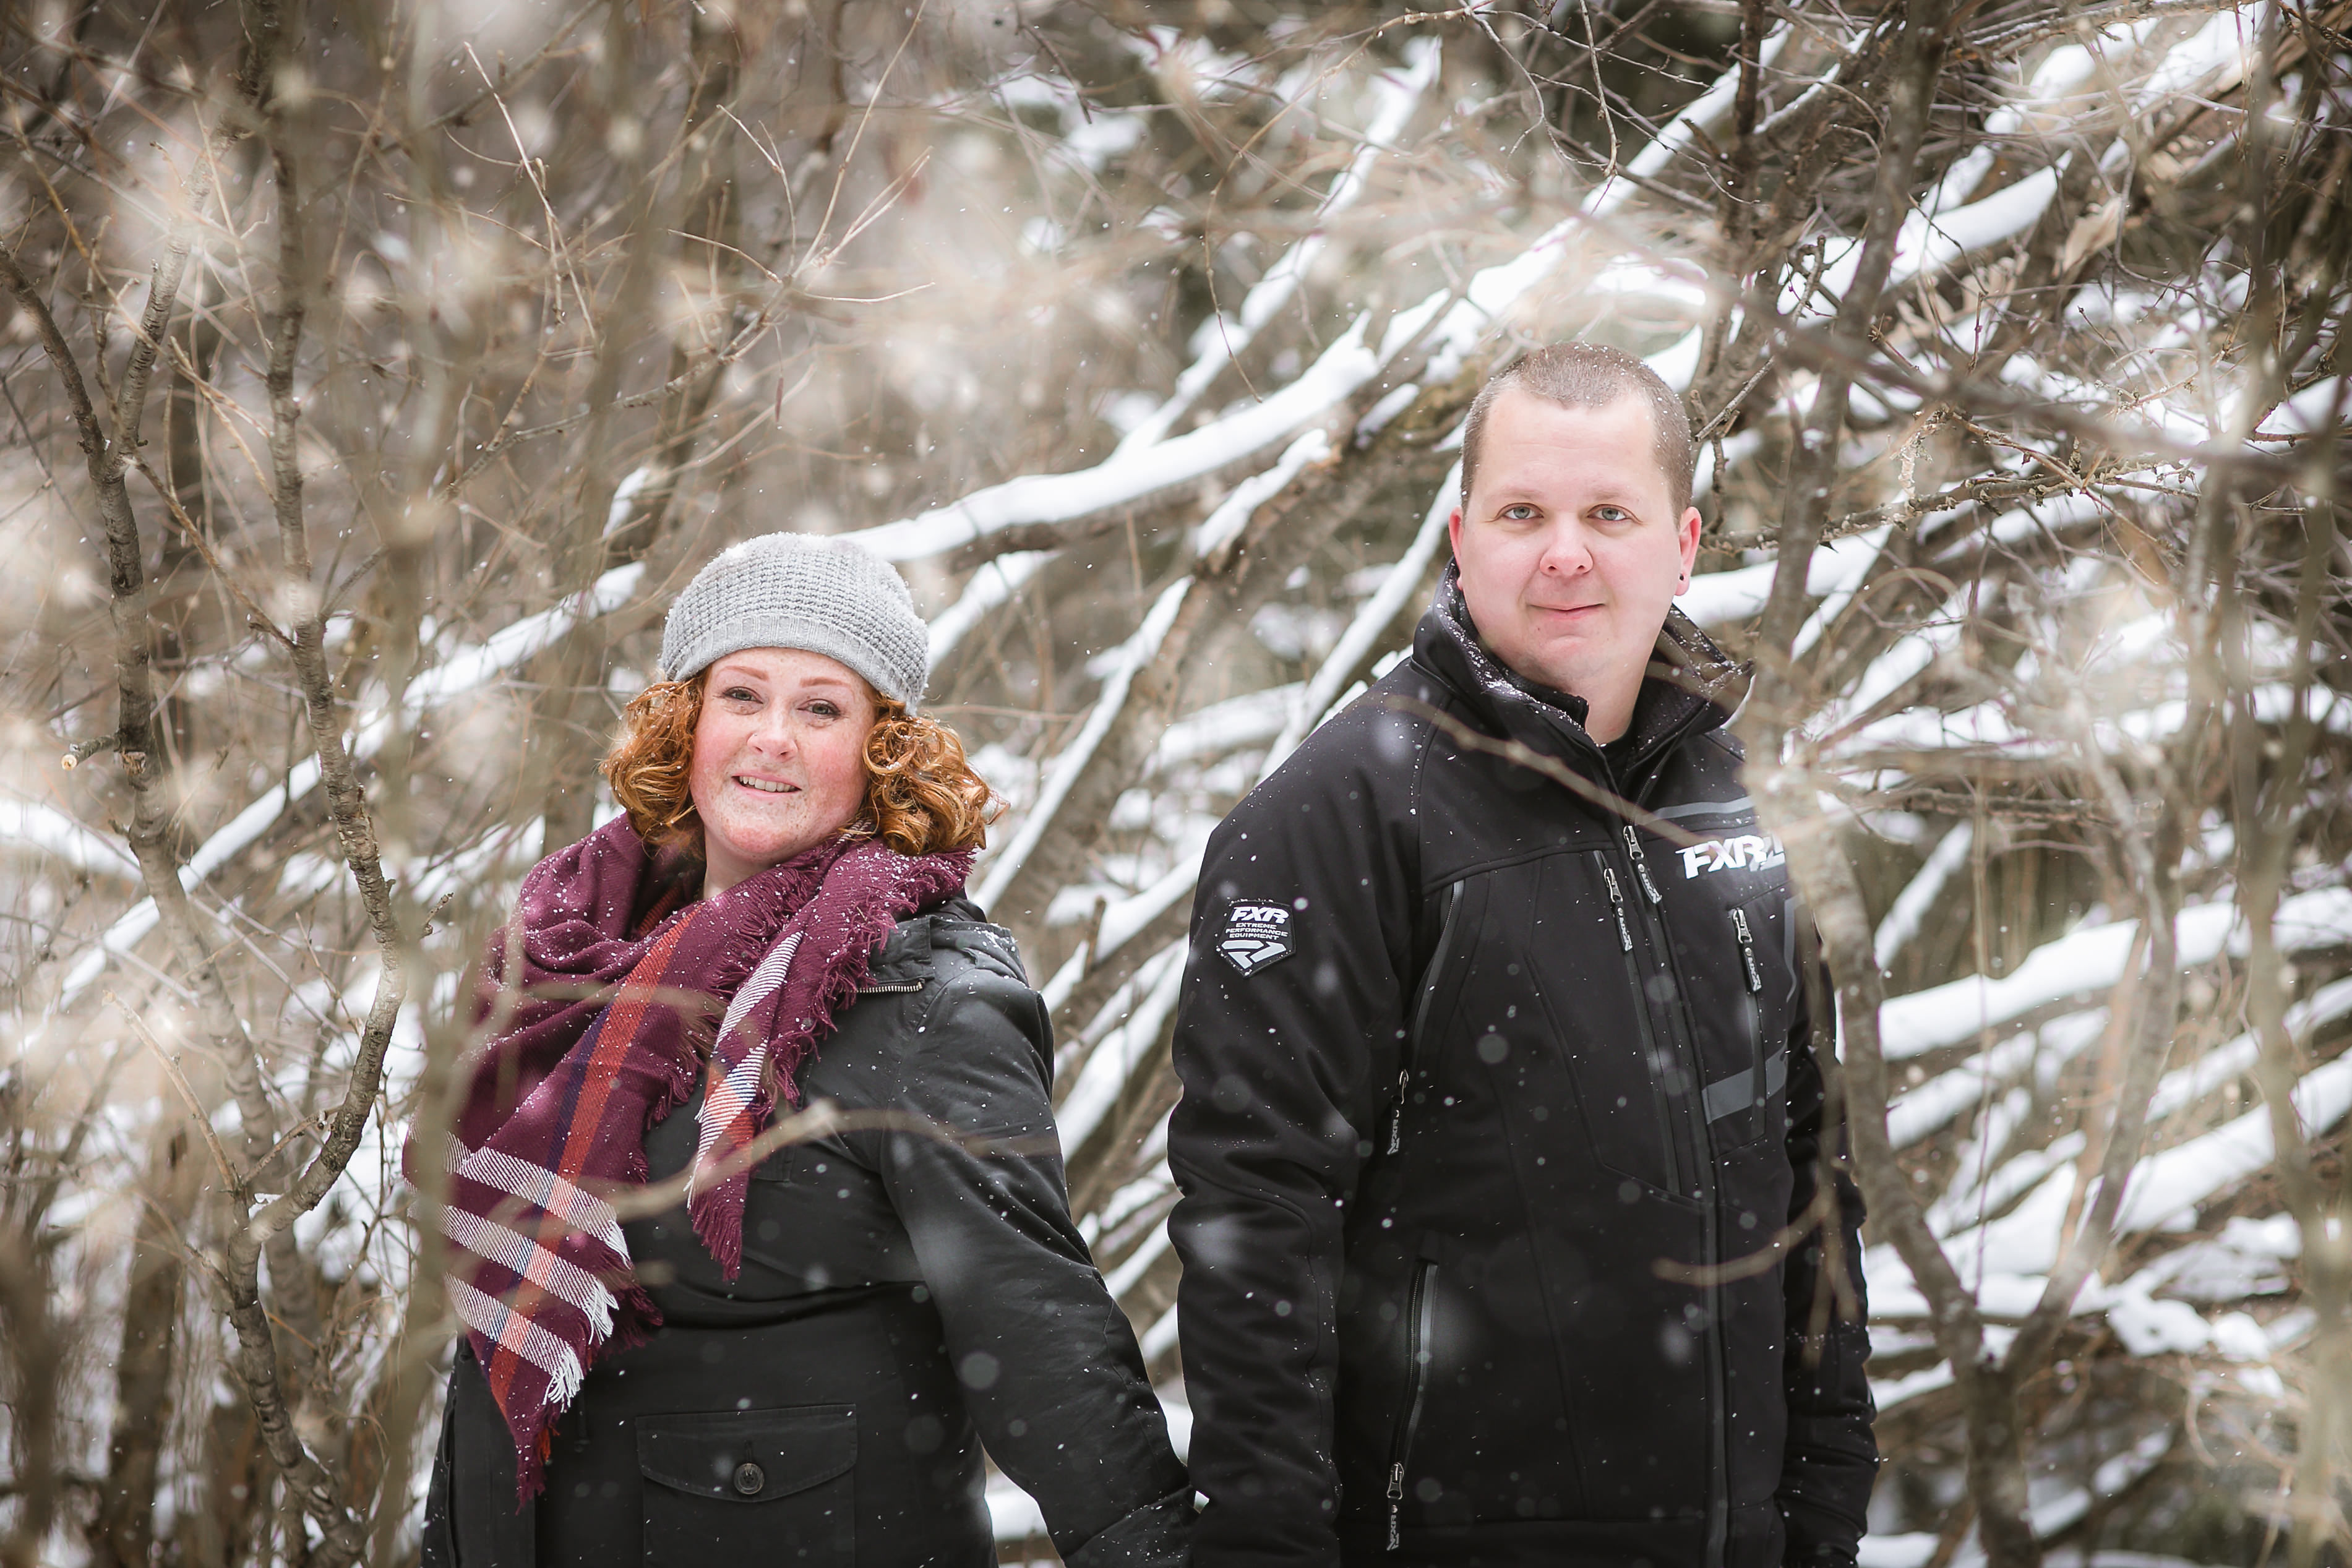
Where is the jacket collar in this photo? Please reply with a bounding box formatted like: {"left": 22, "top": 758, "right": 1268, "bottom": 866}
{"left": 1410, "top": 561, "right": 1748, "bottom": 783}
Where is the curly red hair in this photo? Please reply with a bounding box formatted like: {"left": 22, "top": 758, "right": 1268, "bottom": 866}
{"left": 603, "top": 674, "right": 996, "bottom": 858}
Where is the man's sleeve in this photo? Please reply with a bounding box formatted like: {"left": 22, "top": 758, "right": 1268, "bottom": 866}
{"left": 1165, "top": 755, "right": 1417, "bottom": 1568}
{"left": 1777, "top": 943, "right": 1879, "bottom": 1566}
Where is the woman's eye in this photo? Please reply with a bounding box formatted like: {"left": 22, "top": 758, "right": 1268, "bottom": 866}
{"left": 723, "top": 688, "right": 758, "bottom": 703}
{"left": 805, "top": 701, "right": 839, "bottom": 719}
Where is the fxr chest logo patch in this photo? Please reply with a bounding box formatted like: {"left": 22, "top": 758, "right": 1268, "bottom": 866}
{"left": 1679, "top": 832, "right": 1786, "bottom": 879}
{"left": 1218, "top": 901, "right": 1295, "bottom": 974}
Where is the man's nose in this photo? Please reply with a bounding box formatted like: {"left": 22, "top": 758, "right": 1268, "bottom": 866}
{"left": 1537, "top": 519, "right": 1594, "bottom": 575}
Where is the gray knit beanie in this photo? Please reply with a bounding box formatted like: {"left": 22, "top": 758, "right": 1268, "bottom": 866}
{"left": 659, "top": 533, "right": 930, "bottom": 711}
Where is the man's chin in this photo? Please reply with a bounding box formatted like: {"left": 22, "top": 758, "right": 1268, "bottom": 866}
{"left": 1493, "top": 639, "right": 1602, "bottom": 700}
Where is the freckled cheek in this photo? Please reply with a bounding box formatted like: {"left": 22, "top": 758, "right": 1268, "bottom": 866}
{"left": 810, "top": 734, "right": 870, "bottom": 815}
{"left": 686, "top": 716, "right": 757, "bottom": 815}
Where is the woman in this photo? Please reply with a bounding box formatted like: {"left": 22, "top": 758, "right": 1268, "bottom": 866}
{"left": 421, "top": 533, "right": 1190, "bottom": 1566}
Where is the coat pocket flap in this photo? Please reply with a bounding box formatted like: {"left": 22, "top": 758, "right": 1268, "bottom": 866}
{"left": 635, "top": 1405, "right": 857, "bottom": 1502}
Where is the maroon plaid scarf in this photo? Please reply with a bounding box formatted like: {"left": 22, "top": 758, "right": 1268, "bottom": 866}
{"left": 430, "top": 816, "right": 969, "bottom": 1498}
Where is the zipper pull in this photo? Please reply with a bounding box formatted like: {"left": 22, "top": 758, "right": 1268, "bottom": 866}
{"left": 1387, "top": 1464, "right": 1405, "bottom": 1551}
{"left": 1731, "top": 907, "right": 1763, "bottom": 992}
{"left": 1623, "top": 824, "right": 1662, "bottom": 903}
{"left": 1386, "top": 1069, "right": 1409, "bottom": 1154}
{"left": 1602, "top": 867, "right": 1633, "bottom": 952}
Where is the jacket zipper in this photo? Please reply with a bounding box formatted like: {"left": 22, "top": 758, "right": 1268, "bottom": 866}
{"left": 1732, "top": 907, "right": 1766, "bottom": 1111}
{"left": 1391, "top": 881, "right": 1466, "bottom": 1155}
{"left": 1603, "top": 859, "right": 1687, "bottom": 1195}
{"left": 1623, "top": 864, "right": 1727, "bottom": 1568}
{"left": 1555, "top": 744, "right": 1733, "bottom": 1568}
{"left": 1729, "top": 907, "right": 1763, "bottom": 993}
{"left": 1385, "top": 1260, "right": 1437, "bottom": 1551}
{"left": 1600, "top": 867, "right": 1633, "bottom": 951}
{"left": 1623, "top": 823, "right": 1663, "bottom": 904}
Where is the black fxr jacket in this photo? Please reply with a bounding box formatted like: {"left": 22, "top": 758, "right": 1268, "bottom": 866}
{"left": 1167, "top": 576, "right": 1876, "bottom": 1568}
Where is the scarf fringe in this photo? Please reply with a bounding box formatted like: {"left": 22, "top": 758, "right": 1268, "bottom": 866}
{"left": 690, "top": 1186, "right": 749, "bottom": 1277}
{"left": 686, "top": 847, "right": 972, "bottom": 1282}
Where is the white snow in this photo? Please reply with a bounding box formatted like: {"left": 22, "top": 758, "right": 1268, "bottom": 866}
{"left": 1858, "top": 1535, "right": 1940, "bottom": 1568}
{"left": 2139, "top": 1215, "right": 2300, "bottom": 1303}
{"left": 1141, "top": 1301, "right": 1181, "bottom": 1363}
{"left": 2114, "top": 1042, "right": 2352, "bottom": 1234}
{"left": 1871, "top": 972, "right": 2352, "bottom": 1342}
{"left": 974, "top": 576, "right": 1193, "bottom": 915}
{"left": 849, "top": 136, "right": 1580, "bottom": 585}
{"left": 2102, "top": 1288, "right": 2213, "bottom": 1356}
{"left": 1886, "top": 1008, "right": 2105, "bottom": 1147}
{"left": 1878, "top": 886, "right": 2352, "bottom": 1062}
{"left": 1194, "top": 429, "right": 1331, "bottom": 556}
{"left": 1863, "top": 1247, "right": 2070, "bottom": 1321}
{"left": 846, "top": 314, "right": 1387, "bottom": 563}
{"left": 988, "top": 1476, "right": 1047, "bottom": 1543}
{"left": 1869, "top": 1361, "right": 1955, "bottom": 1413}
{"left": 1102, "top": 1217, "right": 1170, "bottom": 1298}
{"left": 2257, "top": 376, "right": 2348, "bottom": 438}
{"left": 1872, "top": 1326, "right": 2018, "bottom": 1413}
{"left": 1259, "top": 461, "right": 1457, "bottom": 779}
{"left": 2140, "top": 9, "right": 2258, "bottom": 102}
{"left": 1691, "top": 429, "right": 1761, "bottom": 501}
{"left": 1933, "top": 1131, "right": 2087, "bottom": 1241}
{"left": 56, "top": 560, "right": 648, "bottom": 1008}
{"left": 1018, "top": 460, "right": 1459, "bottom": 1013}
{"left": 1111, "top": 39, "right": 1440, "bottom": 456}
{"left": 601, "top": 466, "right": 652, "bottom": 535}
{"left": 929, "top": 550, "right": 1052, "bottom": 664}
{"left": 1887, "top": 163, "right": 2065, "bottom": 289}
{"left": 0, "top": 795, "right": 141, "bottom": 878}
{"left": 1582, "top": 28, "right": 1790, "bottom": 218}
{"left": 1096, "top": 863, "right": 1204, "bottom": 962}
{"left": 2028, "top": 1427, "right": 2173, "bottom": 1537}
{"left": 1644, "top": 327, "right": 1704, "bottom": 393}
{"left": 1149, "top": 685, "right": 1299, "bottom": 773}
{"left": 1054, "top": 942, "right": 1187, "bottom": 1155}
{"left": 1792, "top": 526, "right": 1892, "bottom": 659}
{"left": 1874, "top": 822, "right": 1974, "bottom": 969}
{"left": 1678, "top": 531, "right": 1887, "bottom": 627}
{"left": 1037, "top": 861, "right": 1206, "bottom": 1019}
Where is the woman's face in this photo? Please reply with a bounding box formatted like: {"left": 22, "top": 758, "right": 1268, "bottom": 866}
{"left": 687, "top": 648, "right": 877, "bottom": 897}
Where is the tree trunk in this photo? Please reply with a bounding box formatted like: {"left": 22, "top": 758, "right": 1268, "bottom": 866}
{"left": 90, "top": 1129, "right": 201, "bottom": 1568}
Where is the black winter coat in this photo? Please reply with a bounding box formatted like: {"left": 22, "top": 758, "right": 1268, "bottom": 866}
{"left": 1166, "top": 583, "right": 1876, "bottom": 1568}
{"left": 423, "top": 898, "right": 1192, "bottom": 1567}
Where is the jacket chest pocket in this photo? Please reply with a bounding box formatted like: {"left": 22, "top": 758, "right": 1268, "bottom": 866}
{"left": 1696, "top": 893, "right": 1796, "bottom": 1151}
{"left": 635, "top": 1405, "right": 856, "bottom": 1563}
{"left": 1513, "top": 852, "right": 1687, "bottom": 1194}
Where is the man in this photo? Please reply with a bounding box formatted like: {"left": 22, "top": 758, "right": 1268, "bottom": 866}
{"left": 1165, "top": 344, "right": 1876, "bottom": 1567}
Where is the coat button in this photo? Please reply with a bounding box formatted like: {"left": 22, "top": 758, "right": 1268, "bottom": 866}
{"left": 732, "top": 1461, "right": 765, "bottom": 1496}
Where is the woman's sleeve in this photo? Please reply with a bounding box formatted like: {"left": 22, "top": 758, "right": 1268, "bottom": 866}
{"left": 875, "top": 964, "right": 1193, "bottom": 1568}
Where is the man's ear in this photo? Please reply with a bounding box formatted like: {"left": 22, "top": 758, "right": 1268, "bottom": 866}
{"left": 1446, "top": 505, "right": 1466, "bottom": 560}
{"left": 1673, "top": 505, "right": 1701, "bottom": 589}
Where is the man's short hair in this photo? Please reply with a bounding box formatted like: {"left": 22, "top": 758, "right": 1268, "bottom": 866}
{"left": 1458, "top": 343, "right": 1697, "bottom": 515}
